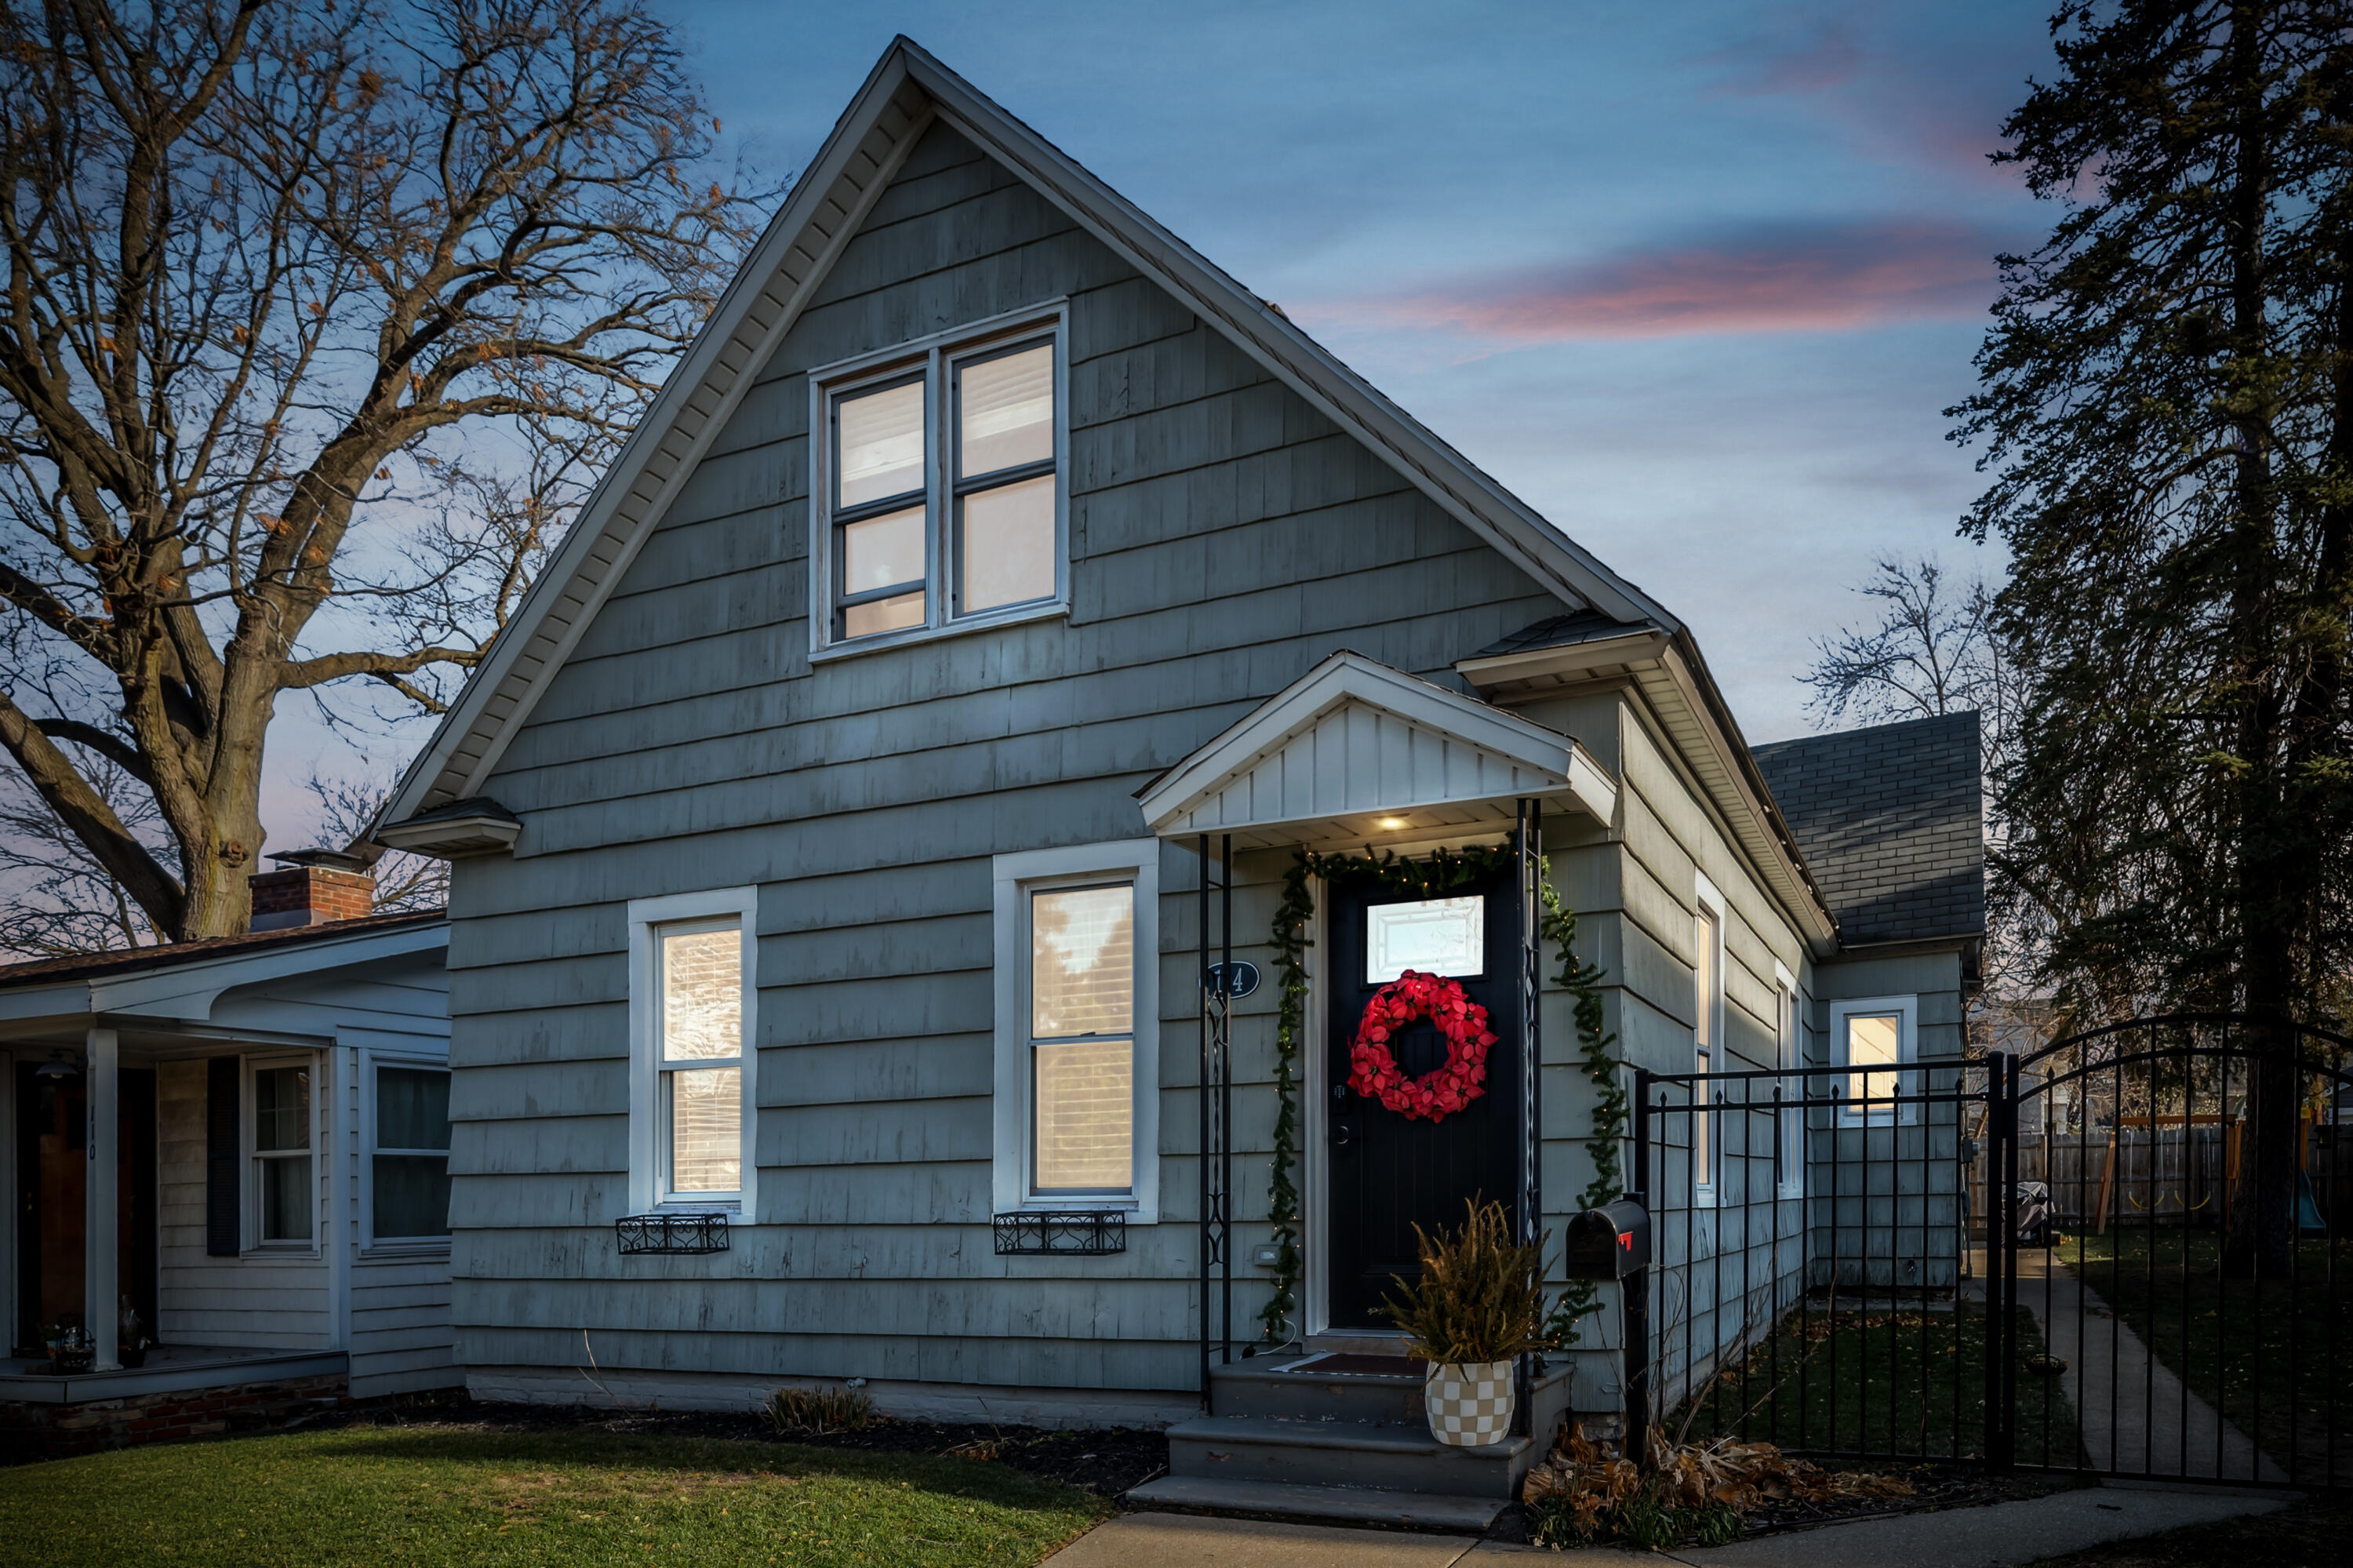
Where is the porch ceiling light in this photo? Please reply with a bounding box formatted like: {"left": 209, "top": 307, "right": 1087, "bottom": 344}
{"left": 1375, "top": 816, "right": 1409, "bottom": 830}
{"left": 34, "top": 1050, "right": 79, "bottom": 1081}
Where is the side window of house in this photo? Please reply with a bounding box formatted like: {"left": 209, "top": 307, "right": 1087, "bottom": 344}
{"left": 1831, "top": 996, "right": 1917, "bottom": 1124}
{"left": 817, "top": 316, "right": 1063, "bottom": 652}
{"left": 627, "top": 889, "right": 758, "bottom": 1217}
{"left": 373, "top": 1065, "right": 453, "bottom": 1242}
{"left": 1029, "top": 882, "right": 1136, "bottom": 1195}
{"left": 991, "top": 842, "right": 1160, "bottom": 1221}
{"left": 658, "top": 920, "right": 745, "bottom": 1201}
{"left": 1775, "top": 974, "right": 1803, "bottom": 1198}
{"left": 252, "top": 1060, "right": 313, "bottom": 1246}
{"left": 1693, "top": 891, "right": 1723, "bottom": 1198}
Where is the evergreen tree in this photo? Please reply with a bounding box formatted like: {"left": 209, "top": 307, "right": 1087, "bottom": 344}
{"left": 1953, "top": 1, "right": 2353, "bottom": 1270}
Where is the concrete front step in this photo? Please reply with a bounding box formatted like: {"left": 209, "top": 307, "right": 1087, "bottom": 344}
{"left": 1124, "top": 1475, "right": 1511, "bottom": 1533}
{"left": 1165, "top": 1413, "right": 1536, "bottom": 1499}
{"left": 1208, "top": 1357, "right": 1425, "bottom": 1423}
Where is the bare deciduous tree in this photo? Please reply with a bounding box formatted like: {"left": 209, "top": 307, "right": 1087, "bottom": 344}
{"left": 0, "top": 0, "right": 766, "bottom": 944}
{"left": 1801, "top": 554, "right": 2042, "bottom": 1039}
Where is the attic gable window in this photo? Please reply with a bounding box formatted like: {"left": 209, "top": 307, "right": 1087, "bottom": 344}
{"left": 811, "top": 304, "right": 1069, "bottom": 659}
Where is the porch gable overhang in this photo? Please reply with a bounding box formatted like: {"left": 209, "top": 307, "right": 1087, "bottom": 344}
{"left": 1136, "top": 651, "right": 1617, "bottom": 849}
{"left": 0, "top": 918, "right": 448, "bottom": 1032}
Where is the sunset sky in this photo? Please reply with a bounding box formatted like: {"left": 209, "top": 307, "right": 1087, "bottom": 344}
{"left": 267, "top": 2, "right": 2065, "bottom": 839}
{"left": 680, "top": 0, "right": 2057, "bottom": 741}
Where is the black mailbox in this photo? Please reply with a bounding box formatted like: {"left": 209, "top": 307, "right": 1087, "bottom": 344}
{"left": 1563, "top": 1200, "right": 1649, "bottom": 1279}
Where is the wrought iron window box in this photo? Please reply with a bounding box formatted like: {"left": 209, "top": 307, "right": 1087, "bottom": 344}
{"left": 993, "top": 1210, "right": 1126, "bottom": 1255}
{"left": 616, "top": 1211, "right": 731, "bottom": 1254}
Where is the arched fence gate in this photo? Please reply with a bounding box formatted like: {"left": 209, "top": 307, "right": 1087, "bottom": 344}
{"left": 1625, "top": 1015, "right": 2351, "bottom": 1488}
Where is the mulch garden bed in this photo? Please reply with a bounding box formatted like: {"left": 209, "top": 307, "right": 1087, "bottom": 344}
{"left": 333, "top": 1389, "right": 1172, "bottom": 1500}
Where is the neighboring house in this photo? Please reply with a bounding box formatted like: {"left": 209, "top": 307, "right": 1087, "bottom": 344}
{"left": 0, "top": 865, "right": 456, "bottom": 1456}
{"left": 376, "top": 39, "right": 1984, "bottom": 1522}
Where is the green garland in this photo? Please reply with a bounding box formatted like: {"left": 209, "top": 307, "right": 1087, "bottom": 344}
{"left": 1257, "top": 843, "right": 1625, "bottom": 1348}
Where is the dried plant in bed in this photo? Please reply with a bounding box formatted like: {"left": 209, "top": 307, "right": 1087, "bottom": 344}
{"left": 766, "top": 1384, "right": 878, "bottom": 1435}
{"left": 1380, "top": 1199, "right": 1550, "bottom": 1366}
{"left": 1522, "top": 1424, "right": 1915, "bottom": 1551}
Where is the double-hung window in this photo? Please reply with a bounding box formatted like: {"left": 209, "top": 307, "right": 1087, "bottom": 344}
{"left": 1693, "top": 879, "right": 1726, "bottom": 1202}
{"left": 991, "top": 841, "right": 1160, "bottom": 1221}
{"left": 815, "top": 307, "right": 1067, "bottom": 655}
{"left": 371, "top": 1064, "right": 453, "bottom": 1244}
{"left": 1773, "top": 966, "right": 1804, "bottom": 1199}
{"left": 251, "top": 1059, "right": 314, "bottom": 1246}
{"left": 627, "top": 888, "right": 759, "bottom": 1215}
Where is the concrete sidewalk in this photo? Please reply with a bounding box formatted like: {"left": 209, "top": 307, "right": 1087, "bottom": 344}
{"left": 1051, "top": 1483, "right": 2290, "bottom": 1567}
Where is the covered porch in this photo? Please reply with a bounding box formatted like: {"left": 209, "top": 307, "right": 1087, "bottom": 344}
{"left": 0, "top": 901, "right": 454, "bottom": 1451}
{"left": 1129, "top": 652, "right": 1623, "bottom": 1527}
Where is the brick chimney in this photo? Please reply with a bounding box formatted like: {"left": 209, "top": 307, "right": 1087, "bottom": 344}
{"left": 249, "top": 851, "right": 376, "bottom": 932}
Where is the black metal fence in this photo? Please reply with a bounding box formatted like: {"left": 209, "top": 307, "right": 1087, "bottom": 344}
{"left": 1630, "top": 1015, "right": 2351, "bottom": 1487}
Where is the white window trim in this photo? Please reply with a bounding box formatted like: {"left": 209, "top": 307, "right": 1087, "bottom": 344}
{"left": 1829, "top": 994, "right": 1919, "bottom": 1126}
{"left": 807, "top": 300, "right": 1072, "bottom": 664}
{"left": 991, "top": 839, "right": 1161, "bottom": 1224}
{"left": 1773, "top": 961, "right": 1804, "bottom": 1199}
{"left": 1693, "top": 875, "right": 1726, "bottom": 1206}
{"left": 361, "top": 1050, "right": 453, "bottom": 1255}
{"left": 627, "top": 886, "right": 760, "bottom": 1219}
{"left": 245, "top": 1050, "right": 322, "bottom": 1254}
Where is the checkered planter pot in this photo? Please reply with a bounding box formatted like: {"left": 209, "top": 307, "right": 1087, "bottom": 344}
{"left": 1423, "top": 1358, "right": 1515, "bottom": 1447}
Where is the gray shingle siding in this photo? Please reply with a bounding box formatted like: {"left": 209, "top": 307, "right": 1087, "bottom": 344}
{"left": 1751, "top": 711, "right": 1985, "bottom": 946}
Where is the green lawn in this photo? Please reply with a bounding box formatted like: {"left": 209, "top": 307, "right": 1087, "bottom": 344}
{"left": 1671, "top": 1304, "right": 2078, "bottom": 1464}
{"left": 0, "top": 1425, "right": 1112, "bottom": 1568}
{"left": 2057, "top": 1228, "right": 2353, "bottom": 1481}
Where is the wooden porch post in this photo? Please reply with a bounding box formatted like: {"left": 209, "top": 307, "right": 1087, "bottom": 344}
{"left": 84, "top": 1026, "right": 118, "bottom": 1370}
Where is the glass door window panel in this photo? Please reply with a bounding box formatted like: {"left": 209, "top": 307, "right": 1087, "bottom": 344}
{"left": 1845, "top": 1013, "right": 1903, "bottom": 1113}
{"left": 1364, "top": 897, "right": 1484, "bottom": 984}
{"left": 837, "top": 380, "right": 926, "bottom": 506}
{"left": 658, "top": 922, "right": 744, "bottom": 1199}
{"left": 961, "top": 475, "right": 1056, "bottom": 612}
{"left": 1027, "top": 881, "right": 1134, "bottom": 1196}
{"left": 373, "top": 1066, "right": 453, "bottom": 1241}
{"left": 254, "top": 1064, "right": 313, "bottom": 1244}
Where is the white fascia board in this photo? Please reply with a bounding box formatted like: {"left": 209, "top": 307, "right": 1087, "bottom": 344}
{"left": 1456, "top": 629, "right": 1675, "bottom": 689}
{"left": 81, "top": 923, "right": 449, "bottom": 1022}
{"left": 1136, "top": 652, "right": 1580, "bottom": 831}
{"left": 0, "top": 986, "right": 97, "bottom": 1027}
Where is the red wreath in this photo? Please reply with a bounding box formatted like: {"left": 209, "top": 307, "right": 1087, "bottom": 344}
{"left": 1347, "top": 970, "right": 1498, "bottom": 1122}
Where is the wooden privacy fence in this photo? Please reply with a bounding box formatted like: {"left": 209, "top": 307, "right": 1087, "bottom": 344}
{"left": 2008, "top": 1118, "right": 2342, "bottom": 1230}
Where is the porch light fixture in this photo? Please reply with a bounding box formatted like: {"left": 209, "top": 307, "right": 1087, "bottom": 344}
{"left": 1376, "top": 816, "right": 1409, "bottom": 830}
{"left": 34, "top": 1050, "right": 79, "bottom": 1081}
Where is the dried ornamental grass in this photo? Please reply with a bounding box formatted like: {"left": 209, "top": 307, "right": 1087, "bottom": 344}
{"left": 766, "top": 1384, "right": 879, "bottom": 1434}
{"left": 1380, "top": 1199, "right": 1548, "bottom": 1366}
{"left": 1522, "top": 1425, "right": 1915, "bottom": 1551}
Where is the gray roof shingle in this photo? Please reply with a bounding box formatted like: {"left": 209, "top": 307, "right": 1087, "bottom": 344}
{"left": 1751, "top": 711, "right": 1985, "bottom": 947}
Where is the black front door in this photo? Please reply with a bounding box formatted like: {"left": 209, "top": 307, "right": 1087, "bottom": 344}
{"left": 1324, "top": 865, "right": 1523, "bottom": 1330}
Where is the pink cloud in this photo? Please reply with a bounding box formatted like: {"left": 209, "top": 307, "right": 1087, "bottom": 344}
{"left": 1340, "top": 220, "right": 2013, "bottom": 342}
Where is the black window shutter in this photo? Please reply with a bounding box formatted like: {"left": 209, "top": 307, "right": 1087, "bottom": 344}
{"left": 205, "top": 1055, "right": 240, "bottom": 1256}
